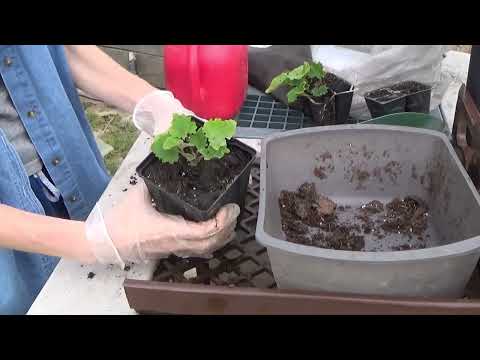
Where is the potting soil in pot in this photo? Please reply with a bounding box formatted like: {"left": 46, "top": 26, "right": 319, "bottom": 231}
{"left": 142, "top": 147, "right": 251, "bottom": 211}
{"left": 323, "top": 73, "right": 351, "bottom": 94}
{"left": 390, "top": 81, "right": 430, "bottom": 95}
{"left": 279, "top": 182, "right": 435, "bottom": 252}
{"left": 367, "top": 81, "right": 430, "bottom": 101}
{"left": 366, "top": 88, "right": 402, "bottom": 103}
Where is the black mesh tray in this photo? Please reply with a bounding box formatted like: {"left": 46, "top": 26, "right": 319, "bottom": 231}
{"left": 151, "top": 163, "right": 276, "bottom": 288}
{"left": 234, "top": 93, "right": 446, "bottom": 139}
{"left": 234, "top": 93, "right": 360, "bottom": 138}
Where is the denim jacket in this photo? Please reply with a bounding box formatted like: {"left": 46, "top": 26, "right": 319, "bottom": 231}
{"left": 0, "top": 45, "right": 110, "bottom": 314}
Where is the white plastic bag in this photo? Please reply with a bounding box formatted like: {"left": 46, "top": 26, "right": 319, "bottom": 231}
{"left": 310, "top": 45, "right": 451, "bottom": 120}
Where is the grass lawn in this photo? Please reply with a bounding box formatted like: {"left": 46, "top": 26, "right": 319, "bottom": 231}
{"left": 83, "top": 100, "right": 140, "bottom": 175}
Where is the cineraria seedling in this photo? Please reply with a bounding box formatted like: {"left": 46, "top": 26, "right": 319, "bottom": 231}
{"left": 266, "top": 61, "right": 329, "bottom": 103}
{"left": 151, "top": 114, "right": 237, "bottom": 166}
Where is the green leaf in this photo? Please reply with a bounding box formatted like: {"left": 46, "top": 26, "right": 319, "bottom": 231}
{"left": 310, "top": 84, "right": 328, "bottom": 97}
{"left": 309, "top": 62, "right": 325, "bottom": 80}
{"left": 163, "top": 136, "right": 182, "bottom": 150}
{"left": 198, "top": 145, "right": 230, "bottom": 160}
{"left": 286, "top": 80, "right": 307, "bottom": 103}
{"left": 168, "top": 113, "right": 197, "bottom": 139}
{"left": 190, "top": 128, "right": 208, "bottom": 150}
{"left": 266, "top": 72, "right": 288, "bottom": 93}
{"left": 151, "top": 134, "right": 179, "bottom": 164}
{"left": 287, "top": 62, "right": 310, "bottom": 80}
{"left": 202, "top": 119, "right": 237, "bottom": 150}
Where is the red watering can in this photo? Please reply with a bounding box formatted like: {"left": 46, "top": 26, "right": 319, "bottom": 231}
{"left": 164, "top": 45, "right": 248, "bottom": 120}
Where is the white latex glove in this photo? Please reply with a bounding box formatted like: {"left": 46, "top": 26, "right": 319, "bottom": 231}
{"left": 84, "top": 180, "right": 240, "bottom": 268}
{"left": 132, "top": 90, "right": 203, "bottom": 136}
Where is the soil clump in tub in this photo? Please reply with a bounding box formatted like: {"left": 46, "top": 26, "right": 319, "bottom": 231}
{"left": 279, "top": 182, "right": 429, "bottom": 251}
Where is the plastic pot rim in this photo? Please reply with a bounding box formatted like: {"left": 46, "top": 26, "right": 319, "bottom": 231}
{"left": 365, "top": 82, "right": 432, "bottom": 104}
{"left": 256, "top": 124, "right": 480, "bottom": 263}
{"left": 364, "top": 92, "right": 407, "bottom": 105}
{"left": 360, "top": 112, "right": 443, "bottom": 125}
{"left": 334, "top": 87, "right": 355, "bottom": 96}
{"left": 391, "top": 81, "right": 433, "bottom": 93}
{"left": 305, "top": 93, "right": 335, "bottom": 106}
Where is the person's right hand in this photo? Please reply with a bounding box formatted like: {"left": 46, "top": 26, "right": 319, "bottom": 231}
{"left": 84, "top": 179, "right": 240, "bottom": 268}
{"left": 132, "top": 90, "right": 200, "bottom": 137}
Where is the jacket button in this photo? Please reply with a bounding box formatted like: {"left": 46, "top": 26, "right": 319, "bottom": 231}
{"left": 27, "top": 110, "right": 36, "bottom": 118}
{"left": 3, "top": 56, "right": 12, "bottom": 67}
{"left": 52, "top": 158, "right": 61, "bottom": 166}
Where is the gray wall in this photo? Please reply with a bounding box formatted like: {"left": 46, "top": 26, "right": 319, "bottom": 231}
{"left": 99, "top": 45, "right": 165, "bottom": 88}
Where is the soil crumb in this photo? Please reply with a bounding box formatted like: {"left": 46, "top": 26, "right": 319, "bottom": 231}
{"left": 129, "top": 175, "right": 138, "bottom": 185}
{"left": 279, "top": 182, "right": 430, "bottom": 252}
{"left": 314, "top": 166, "right": 327, "bottom": 179}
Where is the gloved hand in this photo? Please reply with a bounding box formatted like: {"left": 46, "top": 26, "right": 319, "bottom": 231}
{"left": 132, "top": 90, "right": 202, "bottom": 136}
{"left": 84, "top": 179, "right": 240, "bottom": 268}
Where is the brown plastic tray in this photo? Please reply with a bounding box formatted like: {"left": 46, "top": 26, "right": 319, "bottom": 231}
{"left": 124, "top": 162, "right": 480, "bottom": 314}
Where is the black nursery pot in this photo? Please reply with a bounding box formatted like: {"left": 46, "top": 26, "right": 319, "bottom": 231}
{"left": 302, "top": 73, "right": 354, "bottom": 125}
{"left": 365, "top": 81, "right": 432, "bottom": 118}
{"left": 391, "top": 81, "right": 432, "bottom": 114}
{"left": 136, "top": 120, "right": 257, "bottom": 222}
{"left": 364, "top": 89, "right": 407, "bottom": 118}
{"left": 325, "top": 73, "right": 355, "bottom": 124}
{"left": 307, "top": 94, "right": 336, "bottom": 125}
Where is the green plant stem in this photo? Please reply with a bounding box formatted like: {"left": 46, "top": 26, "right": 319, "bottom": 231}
{"left": 178, "top": 142, "right": 202, "bottom": 166}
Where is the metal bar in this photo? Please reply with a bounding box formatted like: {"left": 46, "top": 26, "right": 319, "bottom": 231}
{"left": 466, "top": 45, "right": 480, "bottom": 110}
{"left": 124, "top": 279, "right": 480, "bottom": 315}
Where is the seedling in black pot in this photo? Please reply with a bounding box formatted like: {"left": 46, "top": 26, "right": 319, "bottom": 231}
{"left": 265, "top": 61, "right": 354, "bottom": 125}
{"left": 136, "top": 114, "right": 256, "bottom": 222}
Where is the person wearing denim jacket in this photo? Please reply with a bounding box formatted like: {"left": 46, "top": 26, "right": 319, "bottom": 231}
{"left": 0, "top": 45, "right": 240, "bottom": 314}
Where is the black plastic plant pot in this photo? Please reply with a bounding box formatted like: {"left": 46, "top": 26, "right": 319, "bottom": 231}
{"left": 136, "top": 132, "right": 257, "bottom": 223}
{"left": 365, "top": 81, "right": 432, "bottom": 118}
{"left": 391, "top": 81, "right": 432, "bottom": 113}
{"left": 324, "top": 73, "right": 355, "bottom": 124}
{"left": 300, "top": 73, "right": 354, "bottom": 124}
{"left": 364, "top": 90, "right": 407, "bottom": 118}
{"left": 406, "top": 89, "right": 431, "bottom": 113}
{"left": 307, "top": 95, "right": 336, "bottom": 125}
{"left": 333, "top": 91, "right": 355, "bottom": 124}
{"left": 300, "top": 96, "right": 313, "bottom": 117}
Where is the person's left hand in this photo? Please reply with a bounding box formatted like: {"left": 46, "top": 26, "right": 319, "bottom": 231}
{"left": 84, "top": 179, "right": 240, "bottom": 267}
{"left": 132, "top": 90, "right": 203, "bottom": 136}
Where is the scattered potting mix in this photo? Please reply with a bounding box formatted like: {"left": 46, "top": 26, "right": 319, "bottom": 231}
{"left": 279, "top": 181, "right": 431, "bottom": 252}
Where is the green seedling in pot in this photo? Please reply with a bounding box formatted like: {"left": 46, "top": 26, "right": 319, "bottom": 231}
{"left": 266, "top": 61, "right": 329, "bottom": 103}
{"left": 151, "top": 113, "right": 237, "bottom": 166}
